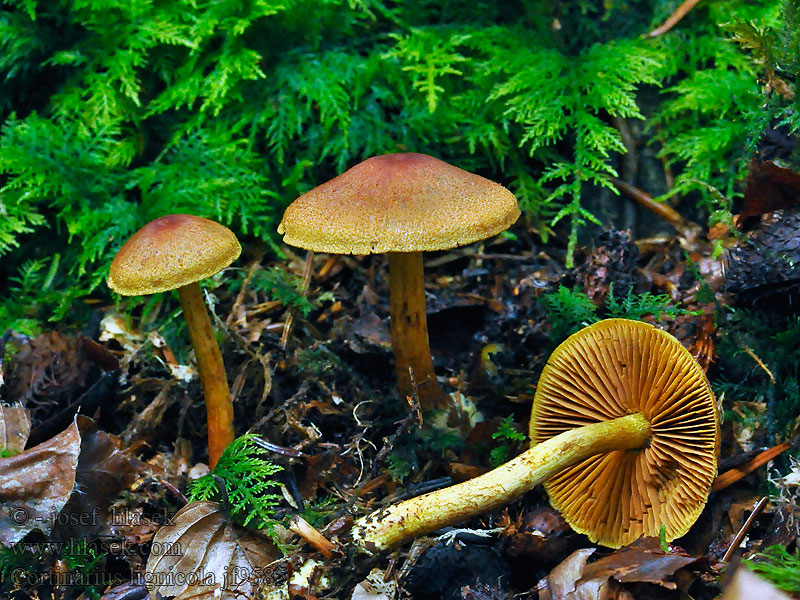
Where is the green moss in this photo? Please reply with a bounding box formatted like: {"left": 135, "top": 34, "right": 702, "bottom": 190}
{"left": 716, "top": 312, "right": 800, "bottom": 443}
{"left": 744, "top": 545, "right": 800, "bottom": 593}
{"left": 539, "top": 284, "right": 697, "bottom": 347}
{"left": 0, "top": 0, "right": 791, "bottom": 331}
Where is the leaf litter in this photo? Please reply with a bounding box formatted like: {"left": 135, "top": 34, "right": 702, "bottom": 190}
{"left": 1, "top": 164, "right": 800, "bottom": 599}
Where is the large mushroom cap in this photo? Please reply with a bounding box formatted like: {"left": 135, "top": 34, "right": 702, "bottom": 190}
{"left": 530, "top": 318, "right": 719, "bottom": 548}
{"left": 277, "top": 152, "right": 520, "bottom": 254}
{"left": 108, "top": 214, "right": 241, "bottom": 296}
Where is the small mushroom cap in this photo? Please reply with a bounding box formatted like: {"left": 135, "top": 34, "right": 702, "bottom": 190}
{"left": 530, "top": 318, "right": 719, "bottom": 548}
{"left": 278, "top": 153, "right": 520, "bottom": 254}
{"left": 107, "top": 214, "right": 241, "bottom": 296}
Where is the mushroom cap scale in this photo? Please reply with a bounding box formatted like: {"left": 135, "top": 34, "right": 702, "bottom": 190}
{"left": 277, "top": 153, "right": 520, "bottom": 254}
{"left": 530, "top": 318, "right": 719, "bottom": 548}
{"left": 107, "top": 214, "right": 241, "bottom": 296}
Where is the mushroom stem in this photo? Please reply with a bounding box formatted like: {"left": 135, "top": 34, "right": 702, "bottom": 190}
{"left": 351, "top": 412, "right": 651, "bottom": 552}
{"left": 177, "top": 282, "right": 235, "bottom": 469}
{"left": 388, "top": 251, "right": 448, "bottom": 411}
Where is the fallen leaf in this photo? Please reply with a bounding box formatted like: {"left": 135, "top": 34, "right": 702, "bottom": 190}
{"left": 52, "top": 416, "right": 148, "bottom": 541}
{"left": 573, "top": 230, "right": 639, "bottom": 306}
{"left": 538, "top": 548, "right": 597, "bottom": 600}
{"left": 740, "top": 159, "right": 800, "bottom": 224}
{"left": 581, "top": 538, "right": 697, "bottom": 588}
{"left": 538, "top": 548, "right": 630, "bottom": 600}
{"left": 145, "top": 501, "right": 282, "bottom": 600}
{"left": 0, "top": 402, "right": 31, "bottom": 453}
{"left": 286, "top": 557, "right": 329, "bottom": 599}
{"left": 538, "top": 539, "right": 697, "bottom": 600}
{"left": 0, "top": 418, "right": 81, "bottom": 544}
{"left": 342, "top": 312, "right": 392, "bottom": 354}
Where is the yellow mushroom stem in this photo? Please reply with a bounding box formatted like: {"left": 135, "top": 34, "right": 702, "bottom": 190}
{"left": 177, "top": 282, "right": 235, "bottom": 469}
{"left": 351, "top": 412, "right": 652, "bottom": 552}
{"left": 388, "top": 251, "right": 449, "bottom": 411}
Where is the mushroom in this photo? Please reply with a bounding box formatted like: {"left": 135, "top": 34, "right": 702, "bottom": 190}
{"left": 278, "top": 153, "right": 519, "bottom": 410}
{"left": 350, "top": 318, "right": 719, "bottom": 551}
{"left": 107, "top": 214, "right": 241, "bottom": 468}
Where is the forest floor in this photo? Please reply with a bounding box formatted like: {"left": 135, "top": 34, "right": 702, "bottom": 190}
{"left": 1, "top": 163, "right": 800, "bottom": 599}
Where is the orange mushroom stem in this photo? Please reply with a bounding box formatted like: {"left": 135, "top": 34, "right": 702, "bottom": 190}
{"left": 277, "top": 153, "right": 520, "bottom": 414}
{"left": 351, "top": 319, "right": 720, "bottom": 552}
{"left": 388, "top": 252, "right": 448, "bottom": 410}
{"left": 107, "top": 214, "right": 241, "bottom": 469}
{"left": 176, "top": 282, "right": 235, "bottom": 467}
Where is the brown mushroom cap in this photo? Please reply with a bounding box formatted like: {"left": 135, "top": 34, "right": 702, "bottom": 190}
{"left": 108, "top": 214, "right": 241, "bottom": 296}
{"left": 530, "top": 318, "right": 719, "bottom": 548}
{"left": 277, "top": 153, "right": 520, "bottom": 254}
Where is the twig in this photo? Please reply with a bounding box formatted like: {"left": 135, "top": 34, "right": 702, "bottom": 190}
{"left": 250, "top": 434, "right": 306, "bottom": 459}
{"left": 159, "top": 478, "right": 188, "bottom": 506}
{"left": 381, "top": 476, "right": 454, "bottom": 504}
{"left": 213, "top": 474, "right": 229, "bottom": 505}
{"left": 247, "top": 299, "right": 283, "bottom": 317}
{"left": 397, "top": 539, "right": 432, "bottom": 583}
{"left": 741, "top": 345, "right": 775, "bottom": 384}
{"left": 610, "top": 178, "right": 702, "bottom": 242}
{"left": 644, "top": 0, "right": 702, "bottom": 38}
{"left": 712, "top": 442, "right": 792, "bottom": 492}
{"left": 281, "top": 250, "right": 314, "bottom": 349}
{"left": 722, "top": 496, "right": 769, "bottom": 562}
{"left": 226, "top": 259, "right": 261, "bottom": 328}
{"left": 288, "top": 515, "right": 340, "bottom": 559}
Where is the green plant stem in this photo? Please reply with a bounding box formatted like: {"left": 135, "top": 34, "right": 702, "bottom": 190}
{"left": 388, "top": 251, "right": 448, "bottom": 411}
{"left": 177, "top": 281, "right": 234, "bottom": 469}
{"left": 351, "top": 412, "right": 652, "bottom": 552}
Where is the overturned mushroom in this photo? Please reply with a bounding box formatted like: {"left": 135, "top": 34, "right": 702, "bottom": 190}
{"left": 107, "top": 214, "right": 241, "bottom": 468}
{"left": 351, "top": 318, "right": 719, "bottom": 550}
{"left": 278, "top": 152, "right": 519, "bottom": 410}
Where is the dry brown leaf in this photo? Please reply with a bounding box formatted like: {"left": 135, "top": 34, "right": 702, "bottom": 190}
{"left": 145, "top": 501, "right": 282, "bottom": 600}
{"left": 538, "top": 548, "right": 628, "bottom": 600}
{"left": 740, "top": 159, "right": 800, "bottom": 223}
{"left": 54, "top": 416, "right": 148, "bottom": 540}
{"left": 0, "top": 418, "right": 80, "bottom": 544}
{"left": 538, "top": 539, "right": 697, "bottom": 600}
{"left": 343, "top": 313, "right": 392, "bottom": 354}
{"left": 538, "top": 548, "right": 595, "bottom": 599}
{"left": 581, "top": 538, "right": 697, "bottom": 587}
{"left": 0, "top": 401, "right": 31, "bottom": 452}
